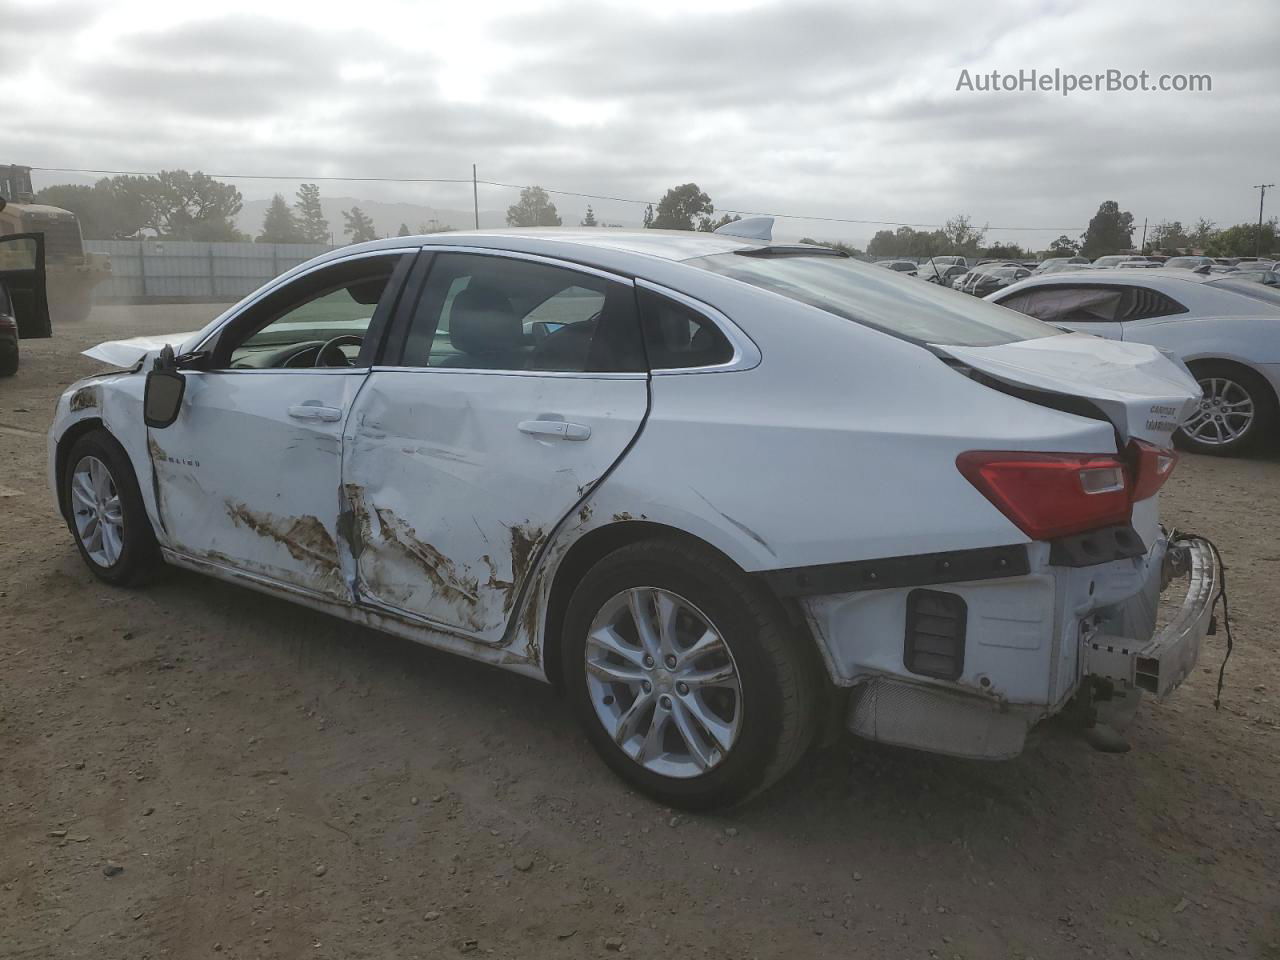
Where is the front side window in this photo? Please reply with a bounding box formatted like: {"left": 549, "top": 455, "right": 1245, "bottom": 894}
{"left": 688, "top": 252, "right": 1057, "bottom": 347}
{"left": 215, "top": 254, "right": 408, "bottom": 369}
{"left": 400, "top": 253, "right": 643, "bottom": 372}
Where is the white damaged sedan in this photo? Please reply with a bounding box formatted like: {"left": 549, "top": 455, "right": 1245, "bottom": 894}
{"left": 49, "top": 220, "right": 1221, "bottom": 808}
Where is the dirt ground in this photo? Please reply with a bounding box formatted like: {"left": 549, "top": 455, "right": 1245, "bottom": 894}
{"left": 1, "top": 304, "right": 1278, "bottom": 960}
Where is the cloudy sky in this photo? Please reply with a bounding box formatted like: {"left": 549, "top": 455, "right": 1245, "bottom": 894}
{"left": 6, "top": 0, "right": 1278, "bottom": 247}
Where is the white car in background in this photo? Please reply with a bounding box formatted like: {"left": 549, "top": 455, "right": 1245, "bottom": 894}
{"left": 989, "top": 269, "right": 1280, "bottom": 456}
{"left": 49, "top": 221, "right": 1217, "bottom": 808}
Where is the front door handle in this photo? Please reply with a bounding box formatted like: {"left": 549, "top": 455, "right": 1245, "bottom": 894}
{"left": 518, "top": 419, "right": 591, "bottom": 441}
{"left": 288, "top": 402, "right": 343, "bottom": 422}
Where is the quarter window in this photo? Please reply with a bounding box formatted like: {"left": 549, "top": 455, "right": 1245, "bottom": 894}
{"left": 636, "top": 287, "right": 734, "bottom": 369}
{"left": 400, "top": 253, "right": 644, "bottom": 373}
{"left": 997, "top": 285, "right": 1186, "bottom": 324}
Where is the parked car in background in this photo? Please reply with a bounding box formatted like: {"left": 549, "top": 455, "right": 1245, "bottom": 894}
{"left": 965, "top": 264, "right": 1031, "bottom": 296}
{"left": 924, "top": 263, "right": 968, "bottom": 286}
{"left": 1118, "top": 260, "right": 1160, "bottom": 269}
{"left": 989, "top": 268, "right": 1280, "bottom": 456}
{"left": 49, "top": 221, "right": 1216, "bottom": 807}
{"left": 1034, "top": 257, "right": 1089, "bottom": 273}
{"left": 1092, "top": 255, "right": 1149, "bottom": 268}
{"left": 1165, "top": 256, "right": 1215, "bottom": 270}
{"left": 1035, "top": 262, "right": 1096, "bottom": 276}
{"left": 927, "top": 255, "right": 968, "bottom": 270}
{"left": 1226, "top": 267, "right": 1280, "bottom": 286}
{"left": 875, "top": 259, "right": 919, "bottom": 275}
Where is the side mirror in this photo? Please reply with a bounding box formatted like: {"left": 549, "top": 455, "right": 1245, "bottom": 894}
{"left": 144, "top": 345, "right": 186, "bottom": 428}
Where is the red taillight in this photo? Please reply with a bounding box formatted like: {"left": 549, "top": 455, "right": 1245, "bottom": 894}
{"left": 956, "top": 451, "right": 1133, "bottom": 541}
{"left": 1128, "top": 438, "right": 1178, "bottom": 502}
{"left": 958, "top": 441, "right": 1179, "bottom": 541}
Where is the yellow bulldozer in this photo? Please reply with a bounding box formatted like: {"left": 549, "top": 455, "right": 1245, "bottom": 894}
{"left": 0, "top": 164, "right": 110, "bottom": 327}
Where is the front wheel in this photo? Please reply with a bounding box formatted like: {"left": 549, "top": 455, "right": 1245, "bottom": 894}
{"left": 562, "top": 539, "right": 819, "bottom": 809}
{"left": 1176, "top": 362, "right": 1277, "bottom": 456}
{"left": 61, "top": 430, "right": 160, "bottom": 585}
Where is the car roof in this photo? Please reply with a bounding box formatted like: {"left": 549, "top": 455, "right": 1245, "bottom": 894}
{"left": 324, "top": 228, "right": 766, "bottom": 266}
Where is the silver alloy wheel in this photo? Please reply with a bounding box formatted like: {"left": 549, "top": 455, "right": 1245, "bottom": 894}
{"left": 1182, "top": 377, "right": 1255, "bottom": 446}
{"left": 584, "top": 587, "right": 743, "bottom": 779}
{"left": 70, "top": 455, "right": 125, "bottom": 567}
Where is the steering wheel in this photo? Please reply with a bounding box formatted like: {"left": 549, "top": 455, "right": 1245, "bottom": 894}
{"left": 315, "top": 334, "right": 364, "bottom": 367}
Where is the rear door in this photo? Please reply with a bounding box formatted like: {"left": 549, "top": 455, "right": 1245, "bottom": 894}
{"left": 0, "top": 233, "right": 50, "bottom": 339}
{"left": 343, "top": 248, "right": 650, "bottom": 642}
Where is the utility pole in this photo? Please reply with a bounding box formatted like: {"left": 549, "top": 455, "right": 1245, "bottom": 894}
{"left": 1253, "top": 183, "right": 1274, "bottom": 258}
{"left": 1140, "top": 218, "right": 1147, "bottom": 254}
{"left": 473, "top": 164, "right": 479, "bottom": 230}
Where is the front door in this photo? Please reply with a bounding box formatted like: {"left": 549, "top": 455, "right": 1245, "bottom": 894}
{"left": 0, "top": 233, "right": 50, "bottom": 339}
{"left": 150, "top": 251, "right": 414, "bottom": 600}
{"left": 344, "top": 250, "right": 650, "bottom": 641}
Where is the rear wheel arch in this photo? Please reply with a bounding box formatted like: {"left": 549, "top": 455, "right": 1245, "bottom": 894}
{"left": 1180, "top": 357, "right": 1279, "bottom": 454}
{"left": 1184, "top": 357, "right": 1279, "bottom": 408}
{"left": 539, "top": 520, "right": 824, "bottom": 695}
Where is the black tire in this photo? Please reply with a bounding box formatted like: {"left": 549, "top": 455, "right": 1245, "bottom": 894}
{"left": 0, "top": 344, "right": 16, "bottom": 377}
{"left": 61, "top": 430, "right": 161, "bottom": 586}
{"left": 562, "top": 538, "right": 820, "bottom": 809}
{"left": 1175, "top": 361, "right": 1277, "bottom": 457}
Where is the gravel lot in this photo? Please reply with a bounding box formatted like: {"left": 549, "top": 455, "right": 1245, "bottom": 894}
{"left": 2, "top": 304, "right": 1278, "bottom": 959}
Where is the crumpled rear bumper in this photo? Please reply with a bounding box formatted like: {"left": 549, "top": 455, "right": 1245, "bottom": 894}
{"left": 841, "top": 536, "right": 1222, "bottom": 760}
{"left": 1083, "top": 537, "right": 1220, "bottom": 700}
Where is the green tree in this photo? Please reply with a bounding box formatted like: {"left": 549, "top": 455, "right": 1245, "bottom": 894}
{"left": 342, "top": 206, "right": 378, "bottom": 243}
{"left": 1048, "top": 234, "right": 1080, "bottom": 256}
{"left": 942, "top": 214, "right": 987, "bottom": 254}
{"left": 1188, "top": 217, "right": 1217, "bottom": 251}
{"left": 257, "top": 193, "right": 305, "bottom": 243}
{"left": 294, "top": 183, "right": 330, "bottom": 244}
{"left": 580, "top": 205, "right": 597, "bottom": 227}
{"left": 397, "top": 222, "right": 411, "bottom": 237}
{"left": 110, "top": 170, "right": 245, "bottom": 240}
{"left": 34, "top": 180, "right": 147, "bottom": 239}
{"left": 983, "top": 242, "right": 1027, "bottom": 260}
{"left": 506, "top": 186, "right": 562, "bottom": 227}
{"left": 1205, "top": 219, "right": 1278, "bottom": 257}
{"left": 1148, "top": 220, "right": 1189, "bottom": 253}
{"left": 1079, "top": 201, "right": 1135, "bottom": 258}
{"left": 648, "top": 183, "right": 713, "bottom": 231}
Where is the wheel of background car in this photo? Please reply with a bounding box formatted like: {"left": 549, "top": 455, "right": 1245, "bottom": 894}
{"left": 61, "top": 430, "right": 161, "bottom": 586}
{"left": 315, "top": 334, "right": 364, "bottom": 367}
{"left": 1176, "top": 361, "right": 1278, "bottom": 457}
{"left": 0, "top": 342, "right": 16, "bottom": 377}
{"left": 562, "top": 539, "right": 819, "bottom": 809}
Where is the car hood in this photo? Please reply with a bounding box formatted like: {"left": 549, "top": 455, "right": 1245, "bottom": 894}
{"left": 938, "top": 333, "right": 1200, "bottom": 446}
{"left": 83, "top": 332, "right": 200, "bottom": 368}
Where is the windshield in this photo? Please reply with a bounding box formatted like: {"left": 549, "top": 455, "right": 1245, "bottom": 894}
{"left": 687, "top": 252, "right": 1059, "bottom": 347}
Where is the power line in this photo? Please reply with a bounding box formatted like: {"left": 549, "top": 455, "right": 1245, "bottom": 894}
{"left": 27, "top": 164, "right": 1086, "bottom": 232}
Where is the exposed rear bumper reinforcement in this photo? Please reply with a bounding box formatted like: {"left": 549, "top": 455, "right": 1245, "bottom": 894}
{"left": 762, "top": 543, "right": 1030, "bottom": 598}
{"left": 1084, "top": 537, "right": 1221, "bottom": 699}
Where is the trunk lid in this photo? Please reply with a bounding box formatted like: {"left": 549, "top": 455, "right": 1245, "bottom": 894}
{"left": 939, "top": 333, "right": 1200, "bottom": 446}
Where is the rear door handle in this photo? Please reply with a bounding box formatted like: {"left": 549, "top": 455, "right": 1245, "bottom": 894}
{"left": 288, "top": 403, "right": 343, "bottom": 422}
{"left": 518, "top": 419, "right": 591, "bottom": 441}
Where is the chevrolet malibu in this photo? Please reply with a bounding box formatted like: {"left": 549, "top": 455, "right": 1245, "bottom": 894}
{"left": 49, "top": 220, "right": 1220, "bottom": 808}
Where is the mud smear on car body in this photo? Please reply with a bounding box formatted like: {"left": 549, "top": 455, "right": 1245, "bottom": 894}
{"left": 226, "top": 502, "right": 344, "bottom": 594}
{"left": 373, "top": 506, "right": 482, "bottom": 610}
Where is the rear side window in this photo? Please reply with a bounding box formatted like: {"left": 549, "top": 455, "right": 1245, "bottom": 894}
{"left": 688, "top": 252, "right": 1057, "bottom": 347}
{"left": 998, "top": 284, "right": 1186, "bottom": 323}
{"left": 400, "top": 253, "right": 644, "bottom": 372}
{"left": 637, "top": 288, "right": 734, "bottom": 369}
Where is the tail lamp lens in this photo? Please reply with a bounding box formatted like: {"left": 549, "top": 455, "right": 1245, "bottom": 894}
{"left": 956, "top": 451, "right": 1133, "bottom": 541}
{"left": 958, "top": 440, "right": 1179, "bottom": 542}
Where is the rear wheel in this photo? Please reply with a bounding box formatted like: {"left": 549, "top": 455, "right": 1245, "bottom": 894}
{"left": 61, "top": 430, "right": 160, "bottom": 585}
{"left": 562, "top": 539, "right": 819, "bottom": 809}
{"left": 1176, "top": 361, "right": 1276, "bottom": 456}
